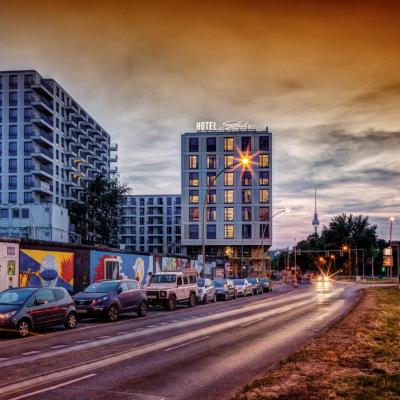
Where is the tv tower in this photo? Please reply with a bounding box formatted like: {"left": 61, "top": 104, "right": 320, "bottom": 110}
{"left": 312, "top": 186, "right": 320, "bottom": 235}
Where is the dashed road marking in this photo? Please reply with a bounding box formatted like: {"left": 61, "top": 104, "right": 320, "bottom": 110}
{"left": 164, "top": 335, "right": 210, "bottom": 352}
{"left": 50, "top": 345, "right": 67, "bottom": 350}
{"left": 240, "top": 318, "right": 264, "bottom": 327}
{"left": 21, "top": 350, "right": 41, "bottom": 356}
{"left": 0, "top": 358, "right": 10, "bottom": 361}
{"left": 96, "top": 336, "right": 111, "bottom": 339}
{"left": 116, "top": 331, "right": 128, "bottom": 335}
{"left": 76, "top": 339, "right": 90, "bottom": 344}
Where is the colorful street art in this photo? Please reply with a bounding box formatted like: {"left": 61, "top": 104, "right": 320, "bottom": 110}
{"left": 0, "top": 242, "right": 19, "bottom": 291}
{"left": 19, "top": 249, "right": 74, "bottom": 291}
{"left": 90, "top": 251, "right": 150, "bottom": 286}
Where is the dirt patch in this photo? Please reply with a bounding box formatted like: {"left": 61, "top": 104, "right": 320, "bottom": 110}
{"left": 232, "top": 288, "right": 400, "bottom": 400}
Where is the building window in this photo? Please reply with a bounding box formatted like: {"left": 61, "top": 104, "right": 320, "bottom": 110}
{"left": 189, "top": 172, "right": 199, "bottom": 186}
{"left": 259, "top": 154, "right": 269, "bottom": 168}
{"left": 24, "top": 192, "right": 33, "bottom": 203}
{"left": 224, "top": 207, "right": 234, "bottom": 221}
{"left": 260, "top": 207, "right": 269, "bottom": 221}
{"left": 259, "top": 171, "right": 269, "bottom": 186}
{"left": 242, "top": 171, "right": 252, "bottom": 186}
{"left": 207, "top": 225, "right": 217, "bottom": 239}
{"left": 9, "top": 108, "right": 17, "bottom": 122}
{"left": 24, "top": 108, "right": 33, "bottom": 122}
{"left": 9, "top": 192, "right": 17, "bottom": 203}
{"left": 0, "top": 209, "right": 9, "bottom": 218}
{"left": 206, "top": 155, "right": 216, "bottom": 169}
{"left": 206, "top": 172, "right": 216, "bottom": 187}
{"left": 8, "top": 176, "right": 17, "bottom": 190}
{"left": 242, "top": 207, "right": 252, "bottom": 221}
{"left": 24, "top": 142, "right": 33, "bottom": 156}
{"left": 224, "top": 155, "right": 234, "bottom": 168}
{"left": 189, "top": 207, "right": 199, "bottom": 222}
{"left": 260, "top": 224, "right": 270, "bottom": 238}
{"left": 24, "top": 74, "right": 34, "bottom": 87}
{"left": 21, "top": 208, "right": 30, "bottom": 219}
{"left": 189, "top": 224, "right": 199, "bottom": 239}
{"left": 24, "top": 91, "right": 32, "bottom": 105}
{"left": 206, "top": 190, "right": 216, "bottom": 204}
{"left": 224, "top": 137, "right": 234, "bottom": 151}
{"left": 189, "top": 155, "right": 198, "bottom": 169}
{"left": 24, "top": 125, "right": 33, "bottom": 138}
{"left": 224, "top": 225, "right": 234, "bottom": 239}
{"left": 189, "top": 190, "right": 199, "bottom": 204}
{"left": 207, "top": 207, "right": 216, "bottom": 221}
{"left": 12, "top": 209, "right": 20, "bottom": 219}
{"left": 9, "top": 142, "right": 17, "bottom": 156}
{"left": 259, "top": 189, "right": 269, "bottom": 203}
{"left": 206, "top": 137, "right": 216, "bottom": 152}
{"left": 24, "top": 158, "right": 33, "bottom": 172}
{"left": 24, "top": 175, "right": 33, "bottom": 189}
{"left": 224, "top": 189, "right": 234, "bottom": 203}
{"left": 259, "top": 136, "right": 269, "bottom": 151}
{"left": 224, "top": 172, "right": 234, "bottom": 186}
{"left": 242, "top": 189, "right": 252, "bottom": 203}
{"left": 242, "top": 224, "right": 252, "bottom": 239}
{"left": 242, "top": 136, "right": 251, "bottom": 151}
{"left": 188, "top": 137, "right": 199, "bottom": 152}
{"left": 9, "top": 159, "right": 17, "bottom": 173}
{"left": 9, "top": 125, "right": 17, "bottom": 139}
{"left": 9, "top": 75, "right": 18, "bottom": 89}
{"left": 9, "top": 92, "right": 18, "bottom": 106}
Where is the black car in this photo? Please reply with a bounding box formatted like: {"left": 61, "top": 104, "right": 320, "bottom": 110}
{"left": 247, "top": 278, "right": 263, "bottom": 295}
{"left": 73, "top": 280, "right": 148, "bottom": 322}
{"left": 259, "top": 277, "right": 272, "bottom": 292}
{"left": 213, "top": 279, "right": 237, "bottom": 301}
{"left": 0, "top": 287, "right": 77, "bottom": 337}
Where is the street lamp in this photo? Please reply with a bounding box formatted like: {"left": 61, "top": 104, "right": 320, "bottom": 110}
{"left": 342, "top": 245, "right": 351, "bottom": 276}
{"left": 201, "top": 153, "right": 253, "bottom": 274}
{"left": 389, "top": 217, "right": 395, "bottom": 277}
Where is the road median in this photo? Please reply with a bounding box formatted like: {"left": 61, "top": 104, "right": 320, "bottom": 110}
{"left": 232, "top": 287, "right": 400, "bottom": 400}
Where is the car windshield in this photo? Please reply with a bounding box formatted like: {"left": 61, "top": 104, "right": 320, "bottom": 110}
{"left": 213, "top": 280, "right": 225, "bottom": 287}
{"left": 151, "top": 274, "right": 177, "bottom": 284}
{"left": 233, "top": 279, "right": 245, "bottom": 285}
{"left": 84, "top": 281, "right": 119, "bottom": 293}
{"left": 259, "top": 278, "right": 268, "bottom": 283}
{"left": 247, "top": 278, "right": 257, "bottom": 284}
{"left": 197, "top": 278, "right": 205, "bottom": 287}
{"left": 0, "top": 288, "right": 35, "bottom": 305}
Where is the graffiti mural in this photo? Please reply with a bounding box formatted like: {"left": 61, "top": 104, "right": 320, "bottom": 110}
{"left": 0, "top": 242, "right": 19, "bottom": 291}
{"left": 90, "top": 251, "right": 150, "bottom": 286}
{"left": 19, "top": 249, "right": 74, "bottom": 291}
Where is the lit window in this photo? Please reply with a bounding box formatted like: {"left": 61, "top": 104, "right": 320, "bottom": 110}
{"left": 242, "top": 189, "right": 252, "bottom": 203}
{"left": 189, "top": 172, "right": 199, "bottom": 186}
{"left": 259, "top": 172, "right": 269, "bottom": 186}
{"left": 207, "top": 207, "right": 216, "bottom": 221}
{"left": 260, "top": 207, "right": 269, "bottom": 221}
{"left": 242, "top": 207, "right": 251, "bottom": 221}
{"left": 224, "top": 155, "right": 234, "bottom": 168}
{"left": 189, "top": 190, "right": 199, "bottom": 204}
{"left": 259, "top": 154, "right": 269, "bottom": 168}
{"left": 224, "top": 172, "right": 234, "bottom": 186}
{"left": 224, "top": 225, "right": 234, "bottom": 239}
{"left": 206, "top": 172, "right": 216, "bottom": 187}
{"left": 189, "top": 155, "right": 198, "bottom": 169}
{"left": 224, "top": 190, "right": 234, "bottom": 203}
{"left": 224, "top": 207, "right": 234, "bottom": 221}
{"left": 207, "top": 155, "right": 216, "bottom": 169}
{"left": 259, "top": 189, "right": 269, "bottom": 203}
{"left": 224, "top": 137, "right": 234, "bottom": 151}
{"left": 242, "top": 172, "right": 251, "bottom": 186}
{"left": 207, "top": 190, "right": 216, "bottom": 204}
{"left": 189, "top": 208, "right": 199, "bottom": 222}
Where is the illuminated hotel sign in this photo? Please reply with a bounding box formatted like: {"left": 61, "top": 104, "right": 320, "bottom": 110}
{"left": 196, "top": 121, "right": 253, "bottom": 131}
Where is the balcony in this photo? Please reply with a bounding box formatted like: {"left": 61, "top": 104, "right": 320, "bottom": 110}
{"left": 31, "top": 145, "right": 54, "bottom": 162}
{"left": 110, "top": 143, "right": 118, "bottom": 151}
{"left": 32, "top": 163, "right": 53, "bottom": 178}
{"left": 65, "top": 131, "right": 78, "bottom": 142}
{"left": 31, "top": 79, "right": 53, "bottom": 99}
{"left": 31, "top": 94, "right": 53, "bottom": 114}
{"left": 31, "top": 111, "right": 53, "bottom": 131}
{"left": 31, "top": 128, "right": 53, "bottom": 146}
{"left": 110, "top": 154, "right": 118, "bottom": 163}
{"left": 32, "top": 180, "right": 53, "bottom": 195}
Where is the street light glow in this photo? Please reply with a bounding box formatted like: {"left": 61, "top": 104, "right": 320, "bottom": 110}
{"left": 390, "top": 216, "right": 395, "bottom": 222}
{"left": 241, "top": 156, "right": 250, "bottom": 167}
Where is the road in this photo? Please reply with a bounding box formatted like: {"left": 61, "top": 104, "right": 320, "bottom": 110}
{"left": 0, "top": 282, "right": 361, "bottom": 400}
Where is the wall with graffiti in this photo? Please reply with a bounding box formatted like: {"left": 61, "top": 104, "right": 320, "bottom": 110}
{"left": 19, "top": 248, "right": 74, "bottom": 291}
{"left": 90, "top": 251, "right": 150, "bottom": 286}
{"left": 0, "top": 242, "right": 19, "bottom": 292}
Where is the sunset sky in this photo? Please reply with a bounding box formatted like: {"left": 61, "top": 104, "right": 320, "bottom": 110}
{"left": 1, "top": 0, "right": 399, "bottom": 247}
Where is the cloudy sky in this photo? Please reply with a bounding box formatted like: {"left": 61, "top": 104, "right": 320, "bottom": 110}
{"left": 1, "top": 0, "right": 399, "bottom": 247}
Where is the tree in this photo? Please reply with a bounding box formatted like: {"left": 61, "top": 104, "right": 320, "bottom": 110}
{"left": 68, "top": 175, "right": 131, "bottom": 247}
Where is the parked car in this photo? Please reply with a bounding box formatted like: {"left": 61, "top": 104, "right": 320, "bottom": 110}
{"left": 197, "top": 278, "right": 217, "bottom": 304}
{"left": 145, "top": 271, "right": 198, "bottom": 310}
{"left": 213, "top": 279, "right": 236, "bottom": 301}
{"left": 0, "top": 287, "right": 77, "bottom": 337}
{"left": 73, "top": 279, "right": 148, "bottom": 322}
{"left": 247, "top": 277, "right": 263, "bottom": 295}
{"left": 232, "top": 279, "right": 253, "bottom": 297}
{"left": 259, "top": 277, "right": 272, "bottom": 292}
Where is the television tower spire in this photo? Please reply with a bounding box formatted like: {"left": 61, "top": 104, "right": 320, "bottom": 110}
{"left": 312, "top": 186, "right": 320, "bottom": 235}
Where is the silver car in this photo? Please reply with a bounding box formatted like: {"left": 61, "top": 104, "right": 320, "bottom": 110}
{"left": 232, "top": 279, "right": 253, "bottom": 297}
{"left": 197, "top": 278, "right": 217, "bottom": 304}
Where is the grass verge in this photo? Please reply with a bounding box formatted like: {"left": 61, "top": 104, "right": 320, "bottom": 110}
{"left": 232, "top": 288, "right": 400, "bottom": 400}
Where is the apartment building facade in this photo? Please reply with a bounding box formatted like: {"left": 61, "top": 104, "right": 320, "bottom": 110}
{"left": 0, "top": 70, "right": 117, "bottom": 242}
{"left": 120, "top": 194, "right": 183, "bottom": 255}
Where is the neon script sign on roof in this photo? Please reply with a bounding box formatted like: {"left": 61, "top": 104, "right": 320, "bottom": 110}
{"left": 195, "top": 121, "right": 253, "bottom": 131}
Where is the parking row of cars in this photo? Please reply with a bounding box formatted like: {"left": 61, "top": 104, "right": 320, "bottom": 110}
{"left": 0, "top": 271, "right": 272, "bottom": 338}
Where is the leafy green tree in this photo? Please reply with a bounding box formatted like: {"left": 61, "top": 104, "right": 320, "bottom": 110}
{"left": 68, "top": 175, "right": 131, "bottom": 247}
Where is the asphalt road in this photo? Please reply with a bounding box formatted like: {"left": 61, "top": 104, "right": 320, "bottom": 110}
{"left": 0, "top": 282, "right": 361, "bottom": 400}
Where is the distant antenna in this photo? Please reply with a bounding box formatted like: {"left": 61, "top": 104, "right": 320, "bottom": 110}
{"left": 312, "top": 186, "right": 320, "bottom": 234}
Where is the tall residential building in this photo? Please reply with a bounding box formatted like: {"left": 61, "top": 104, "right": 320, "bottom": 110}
{"left": 181, "top": 124, "right": 272, "bottom": 276}
{"left": 120, "top": 194, "right": 183, "bottom": 255}
{"left": 0, "top": 70, "right": 117, "bottom": 242}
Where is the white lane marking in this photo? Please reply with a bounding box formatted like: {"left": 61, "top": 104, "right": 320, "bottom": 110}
{"left": 96, "top": 336, "right": 111, "bottom": 339}
{"left": 159, "top": 322, "right": 169, "bottom": 325}
{"left": 116, "top": 331, "right": 128, "bottom": 335}
{"left": 240, "top": 318, "right": 264, "bottom": 327}
{"left": 76, "top": 339, "right": 90, "bottom": 344}
{"left": 50, "top": 345, "right": 67, "bottom": 350}
{"left": 163, "top": 335, "right": 211, "bottom": 352}
{"left": 0, "top": 358, "right": 10, "bottom": 361}
{"left": 21, "top": 350, "right": 41, "bottom": 356}
{"left": 8, "top": 373, "right": 97, "bottom": 400}
{"left": 146, "top": 325, "right": 157, "bottom": 328}
{"left": 133, "top": 328, "right": 143, "bottom": 331}
{"left": 171, "top": 320, "right": 180, "bottom": 323}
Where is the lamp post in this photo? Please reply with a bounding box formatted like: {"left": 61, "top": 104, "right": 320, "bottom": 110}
{"left": 389, "top": 217, "right": 395, "bottom": 277}
{"left": 201, "top": 155, "right": 250, "bottom": 273}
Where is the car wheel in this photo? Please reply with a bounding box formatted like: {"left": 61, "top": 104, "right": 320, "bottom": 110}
{"left": 17, "top": 319, "right": 31, "bottom": 338}
{"left": 165, "top": 296, "right": 176, "bottom": 311}
{"left": 65, "top": 312, "right": 77, "bottom": 329}
{"left": 233, "top": 290, "right": 237, "bottom": 299}
{"left": 212, "top": 293, "right": 217, "bottom": 303}
{"left": 137, "top": 301, "right": 148, "bottom": 317}
{"left": 224, "top": 293, "right": 229, "bottom": 301}
{"left": 202, "top": 294, "right": 208, "bottom": 305}
{"left": 189, "top": 293, "right": 196, "bottom": 307}
{"left": 107, "top": 305, "right": 119, "bottom": 322}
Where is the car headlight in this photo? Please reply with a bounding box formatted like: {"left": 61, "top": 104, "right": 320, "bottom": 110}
{"left": 92, "top": 296, "right": 108, "bottom": 304}
{"left": 0, "top": 311, "right": 17, "bottom": 319}
{"left": 160, "top": 291, "right": 167, "bottom": 297}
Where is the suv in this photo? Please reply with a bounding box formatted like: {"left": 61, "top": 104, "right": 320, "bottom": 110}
{"left": 73, "top": 279, "right": 148, "bottom": 322}
{"left": 0, "top": 287, "right": 77, "bottom": 337}
{"left": 145, "top": 271, "right": 198, "bottom": 310}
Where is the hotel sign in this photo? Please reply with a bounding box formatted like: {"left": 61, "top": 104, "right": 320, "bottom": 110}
{"left": 196, "top": 120, "right": 253, "bottom": 131}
